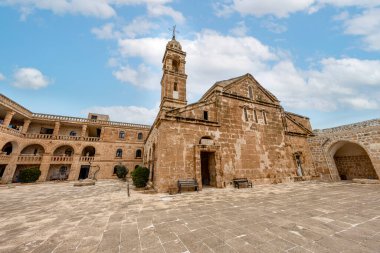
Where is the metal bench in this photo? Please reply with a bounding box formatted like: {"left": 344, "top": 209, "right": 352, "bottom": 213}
{"left": 233, "top": 178, "right": 253, "bottom": 189}
{"left": 178, "top": 179, "right": 199, "bottom": 193}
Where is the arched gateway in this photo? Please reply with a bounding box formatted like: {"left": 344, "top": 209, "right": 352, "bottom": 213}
{"left": 329, "top": 141, "right": 378, "bottom": 180}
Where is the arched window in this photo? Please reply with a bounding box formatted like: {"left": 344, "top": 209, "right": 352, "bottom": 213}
{"left": 248, "top": 86, "right": 254, "bottom": 99}
{"left": 65, "top": 148, "right": 73, "bottom": 156}
{"left": 137, "top": 132, "right": 143, "bottom": 140}
{"left": 244, "top": 107, "right": 248, "bottom": 122}
{"left": 135, "top": 149, "right": 142, "bottom": 158}
{"left": 172, "top": 59, "right": 179, "bottom": 72}
{"left": 116, "top": 149, "right": 123, "bottom": 158}
{"left": 119, "top": 131, "right": 125, "bottom": 139}
{"left": 174, "top": 82, "right": 178, "bottom": 91}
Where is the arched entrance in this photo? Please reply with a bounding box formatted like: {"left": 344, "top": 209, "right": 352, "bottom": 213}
{"left": 330, "top": 141, "right": 378, "bottom": 180}
{"left": 1, "top": 142, "right": 13, "bottom": 155}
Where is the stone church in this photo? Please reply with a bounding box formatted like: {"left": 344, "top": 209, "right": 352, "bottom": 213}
{"left": 144, "top": 37, "right": 318, "bottom": 192}
{"left": 0, "top": 36, "right": 379, "bottom": 191}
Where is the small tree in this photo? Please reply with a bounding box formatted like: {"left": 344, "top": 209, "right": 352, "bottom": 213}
{"left": 115, "top": 165, "right": 128, "bottom": 180}
{"left": 131, "top": 166, "right": 149, "bottom": 188}
{"left": 19, "top": 167, "right": 41, "bottom": 183}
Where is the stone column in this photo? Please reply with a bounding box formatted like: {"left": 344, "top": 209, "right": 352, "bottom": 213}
{"left": 38, "top": 154, "right": 51, "bottom": 182}
{"left": 99, "top": 127, "right": 105, "bottom": 140}
{"left": 81, "top": 124, "right": 87, "bottom": 138}
{"left": 68, "top": 154, "right": 81, "bottom": 181}
{"left": 2, "top": 111, "right": 15, "bottom": 127}
{"left": 21, "top": 119, "right": 31, "bottom": 134}
{"left": 1, "top": 154, "right": 18, "bottom": 183}
{"left": 53, "top": 121, "right": 60, "bottom": 137}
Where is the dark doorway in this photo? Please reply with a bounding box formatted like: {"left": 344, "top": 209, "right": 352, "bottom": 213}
{"left": 200, "top": 152, "right": 216, "bottom": 187}
{"left": 78, "top": 165, "right": 90, "bottom": 180}
{"left": 2, "top": 142, "right": 13, "bottom": 155}
{"left": 0, "top": 165, "right": 6, "bottom": 178}
{"left": 332, "top": 141, "right": 378, "bottom": 180}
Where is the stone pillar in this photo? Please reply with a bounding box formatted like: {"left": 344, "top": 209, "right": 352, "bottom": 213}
{"left": 21, "top": 119, "right": 31, "bottom": 134}
{"left": 2, "top": 111, "right": 15, "bottom": 127}
{"left": 53, "top": 122, "right": 60, "bottom": 137}
{"left": 68, "top": 154, "right": 81, "bottom": 181}
{"left": 38, "top": 154, "right": 51, "bottom": 182}
{"left": 100, "top": 127, "right": 105, "bottom": 140}
{"left": 1, "top": 154, "right": 18, "bottom": 183}
{"left": 81, "top": 124, "right": 87, "bottom": 138}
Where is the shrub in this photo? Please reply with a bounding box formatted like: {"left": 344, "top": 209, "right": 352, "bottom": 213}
{"left": 115, "top": 165, "right": 128, "bottom": 180}
{"left": 131, "top": 166, "right": 149, "bottom": 187}
{"left": 19, "top": 167, "right": 41, "bottom": 183}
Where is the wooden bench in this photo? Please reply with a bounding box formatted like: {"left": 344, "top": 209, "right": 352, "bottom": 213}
{"left": 178, "top": 179, "right": 199, "bottom": 193}
{"left": 233, "top": 178, "right": 253, "bottom": 189}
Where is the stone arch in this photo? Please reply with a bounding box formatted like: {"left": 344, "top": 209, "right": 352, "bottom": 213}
{"left": 82, "top": 146, "right": 96, "bottom": 157}
{"left": 53, "top": 145, "right": 75, "bottom": 156}
{"left": 20, "top": 144, "right": 45, "bottom": 155}
{"left": 199, "top": 136, "right": 214, "bottom": 145}
{"left": 328, "top": 140, "right": 378, "bottom": 180}
{"left": 1, "top": 141, "right": 18, "bottom": 155}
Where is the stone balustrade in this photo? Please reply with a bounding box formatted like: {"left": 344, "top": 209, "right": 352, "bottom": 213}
{"left": 56, "top": 135, "right": 81, "bottom": 141}
{"left": 0, "top": 154, "right": 11, "bottom": 163}
{"left": 17, "top": 155, "right": 43, "bottom": 163}
{"left": 25, "top": 133, "right": 53, "bottom": 139}
{"left": 0, "top": 94, "right": 33, "bottom": 117}
{"left": 32, "top": 113, "right": 150, "bottom": 129}
{"left": 0, "top": 125, "right": 24, "bottom": 137}
{"left": 51, "top": 156, "right": 73, "bottom": 163}
{"left": 82, "top": 137, "right": 99, "bottom": 142}
{"left": 79, "top": 156, "right": 95, "bottom": 162}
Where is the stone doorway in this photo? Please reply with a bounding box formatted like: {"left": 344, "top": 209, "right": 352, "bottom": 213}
{"left": 330, "top": 141, "right": 378, "bottom": 180}
{"left": 200, "top": 152, "right": 216, "bottom": 187}
{"left": 78, "top": 165, "right": 90, "bottom": 180}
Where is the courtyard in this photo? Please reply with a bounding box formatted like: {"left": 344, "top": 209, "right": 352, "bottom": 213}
{"left": 0, "top": 181, "right": 379, "bottom": 253}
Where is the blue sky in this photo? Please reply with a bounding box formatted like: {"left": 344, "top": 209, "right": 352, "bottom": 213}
{"left": 0, "top": 0, "right": 379, "bottom": 129}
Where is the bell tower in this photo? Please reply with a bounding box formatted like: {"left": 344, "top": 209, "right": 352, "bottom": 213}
{"left": 160, "top": 32, "right": 187, "bottom": 110}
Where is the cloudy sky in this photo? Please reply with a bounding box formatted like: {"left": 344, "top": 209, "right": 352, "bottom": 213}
{"left": 0, "top": 0, "right": 379, "bottom": 129}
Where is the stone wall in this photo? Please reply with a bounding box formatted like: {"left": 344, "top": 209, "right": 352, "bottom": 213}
{"left": 334, "top": 155, "right": 378, "bottom": 180}
{"left": 308, "top": 119, "right": 380, "bottom": 180}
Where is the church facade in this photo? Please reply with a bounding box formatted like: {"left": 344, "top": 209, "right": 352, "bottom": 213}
{"left": 143, "top": 37, "right": 319, "bottom": 192}
{"left": 1, "top": 36, "right": 379, "bottom": 190}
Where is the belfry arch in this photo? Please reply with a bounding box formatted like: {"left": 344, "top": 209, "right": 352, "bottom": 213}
{"left": 329, "top": 141, "right": 378, "bottom": 180}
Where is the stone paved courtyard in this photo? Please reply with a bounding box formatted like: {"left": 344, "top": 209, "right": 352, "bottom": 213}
{"left": 0, "top": 181, "right": 379, "bottom": 253}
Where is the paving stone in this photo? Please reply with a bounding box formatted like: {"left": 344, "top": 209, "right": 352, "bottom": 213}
{"left": 0, "top": 180, "right": 379, "bottom": 252}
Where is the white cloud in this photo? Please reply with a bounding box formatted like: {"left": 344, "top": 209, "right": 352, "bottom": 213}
{"left": 342, "top": 8, "right": 380, "bottom": 51}
{"left": 216, "top": 0, "right": 380, "bottom": 18}
{"left": 12, "top": 67, "right": 50, "bottom": 89}
{"left": 0, "top": 0, "right": 184, "bottom": 21}
{"left": 0, "top": 72, "right": 5, "bottom": 81}
{"left": 112, "top": 30, "right": 380, "bottom": 112}
{"left": 0, "top": 0, "right": 116, "bottom": 19}
{"left": 229, "top": 21, "right": 248, "bottom": 37}
{"left": 81, "top": 105, "right": 158, "bottom": 125}
{"left": 113, "top": 64, "right": 160, "bottom": 90}
{"left": 261, "top": 19, "right": 287, "bottom": 33}
{"left": 147, "top": 3, "right": 185, "bottom": 23}
{"left": 122, "top": 17, "right": 159, "bottom": 38}
{"left": 91, "top": 23, "right": 120, "bottom": 40}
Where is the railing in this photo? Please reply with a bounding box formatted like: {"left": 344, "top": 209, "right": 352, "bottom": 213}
{"left": 50, "top": 156, "right": 73, "bottom": 163}
{"left": 0, "top": 94, "right": 33, "bottom": 117}
{"left": 17, "top": 155, "right": 42, "bottom": 163}
{"left": 82, "top": 137, "right": 100, "bottom": 142}
{"left": 79, "top": 156, "right": 95, "bottom": 162}
{"left": 56, "top": 135, "right": 81, "bottom": 141}
{"left": 32, "top": 113, "right": 151, "bottom": 129}
{"left": 0, "top": 125, "right": 24, "bottom": 137}
{"left": 25, "top": 133, "right": 53, "bottom": 139}
{"left": 0, "top": 154, "right": 11, "bottom": 162}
